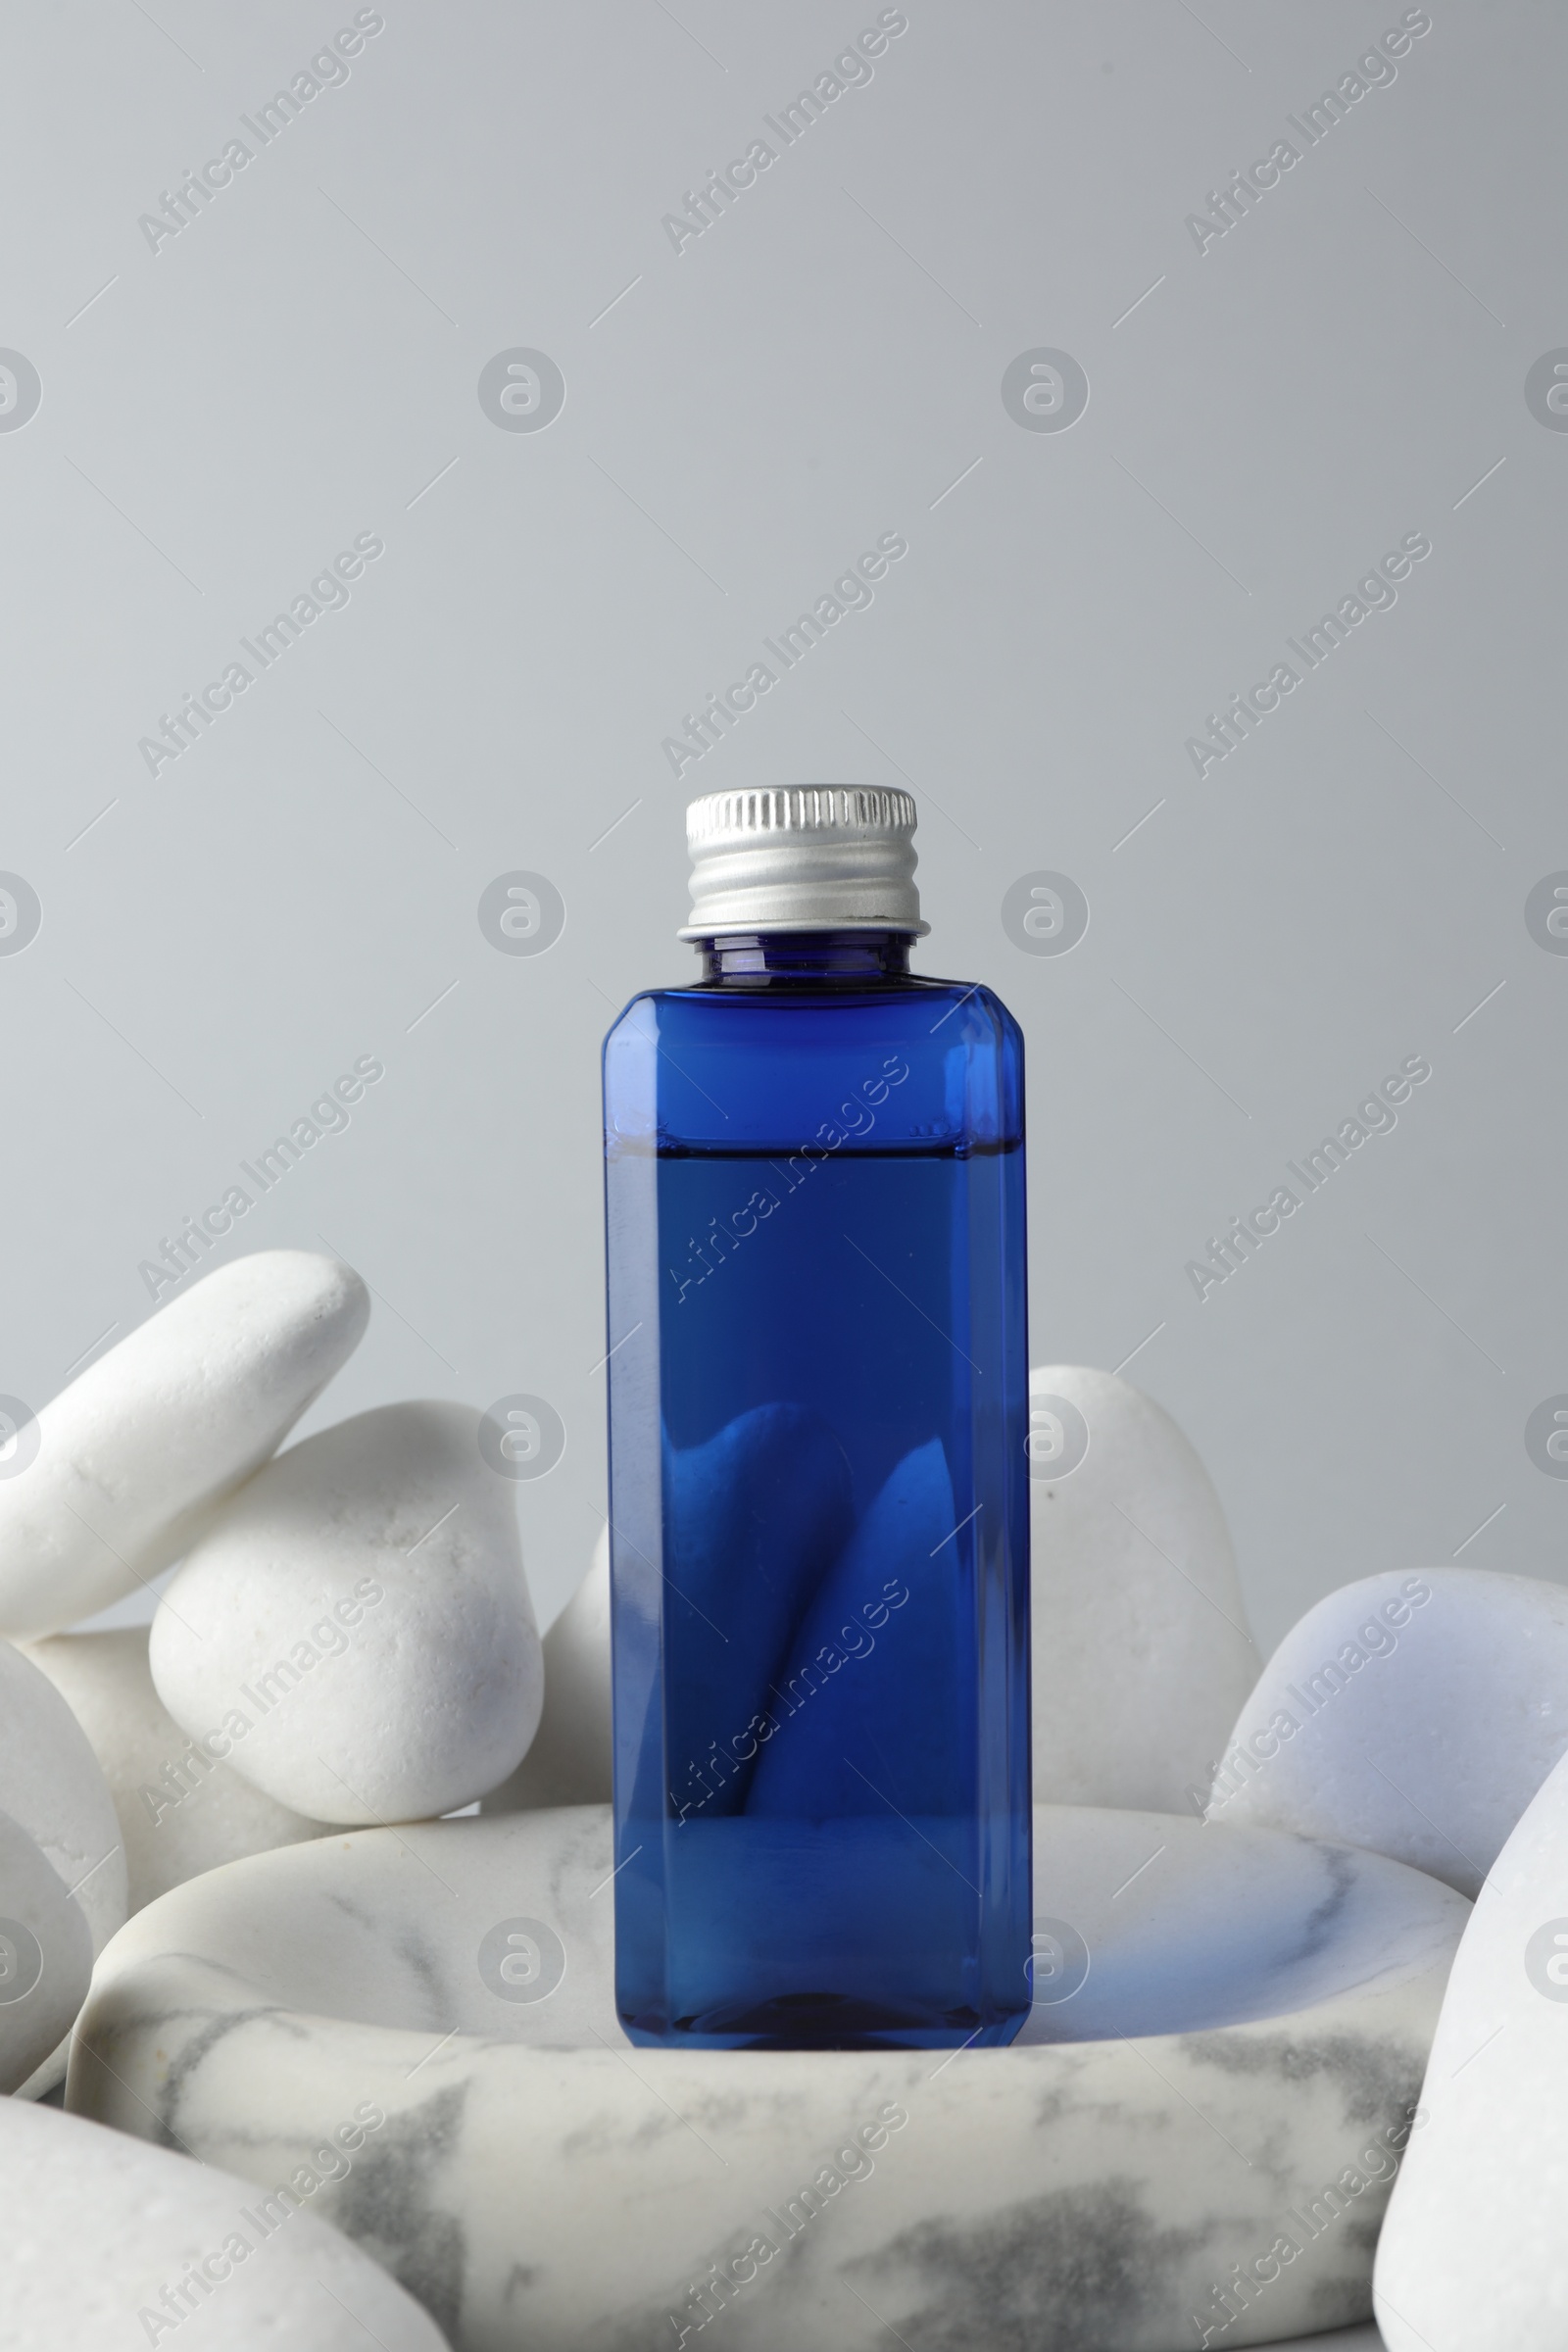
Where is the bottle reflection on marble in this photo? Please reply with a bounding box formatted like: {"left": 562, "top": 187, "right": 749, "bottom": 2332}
{"left": 603, "top": 931, "right": 1031, "bottom": 2048}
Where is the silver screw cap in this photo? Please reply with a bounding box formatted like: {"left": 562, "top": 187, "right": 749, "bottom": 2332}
{"left": 679, "top": 785, "right": 927, "bottom": 939}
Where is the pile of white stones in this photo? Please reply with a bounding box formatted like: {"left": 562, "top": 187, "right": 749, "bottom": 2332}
{"left": 0, "top": 1251, "right": 541, "bottom": 2347}
{"left": 2, "top": 1250, "right": 1566, "bottom": 2348}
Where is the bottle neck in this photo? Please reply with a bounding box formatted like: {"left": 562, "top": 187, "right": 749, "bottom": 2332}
{"left": 694, "top": 929, "right": 915, "bottom": 986}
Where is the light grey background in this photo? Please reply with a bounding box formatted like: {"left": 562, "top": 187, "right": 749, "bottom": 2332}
{"left": 1, "top": 0, "right": 1562, "bottom": 1652}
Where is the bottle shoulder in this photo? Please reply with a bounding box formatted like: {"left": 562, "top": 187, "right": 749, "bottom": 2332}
{"left": 605, "top": 974, "right": 1020, "bottom": 1045}
{"left": 603, "top": 975, "right": 1024, "bottom": 1151}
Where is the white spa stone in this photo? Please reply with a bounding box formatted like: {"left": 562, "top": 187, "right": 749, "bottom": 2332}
{"left": 1028, "top": 1364, "right": 1261, "bottom": 1811}
{"left": 0, "top": 2095, "right": 448, "bottom": 2351}
{"left": 72, "top": 1802, "right": 1466, "bottom": 2351}
{"left": 1374, "top": 1742, "right": 1568, "bottom": 2351}
{"left": 150, "top": 1400, "right": 544, "bottom": 1826}
{"left": 0, "top": 1635, "right": 128, "bottom": 2097}
{"left": 1208, "top": 1567, "right": 1568, "bottom": 1898}
{"left": 0, "top": 1636, "right": 125, "bottom": 1957}
{"left": 0, "top": 1250, "right": 369, "bottom": 1640}
{"left": 24, "top": 1628, "right": 332, "bottom": 1912}
{"left": 482, "top": 1526, "right": 611, "bottom": 1813}
{"left": 0, "top": 1808, "right": 93, "bottom": 2094}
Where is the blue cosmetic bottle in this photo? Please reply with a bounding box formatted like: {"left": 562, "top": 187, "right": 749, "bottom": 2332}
{"left": 604, "top": 787, "right": 1031, "bottom": 2048}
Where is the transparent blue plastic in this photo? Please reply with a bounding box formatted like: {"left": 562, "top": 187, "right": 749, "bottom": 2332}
{"left": 603, "top": 932, "right": 1031, "bottom": 2049}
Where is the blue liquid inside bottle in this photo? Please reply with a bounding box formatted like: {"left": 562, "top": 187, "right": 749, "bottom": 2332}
{"left": 604, "top": 931, "right": 1031, "bottom": 2048}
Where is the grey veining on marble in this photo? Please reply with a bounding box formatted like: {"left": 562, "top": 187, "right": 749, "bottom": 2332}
{"left": 69, "top": 1804, "right": 1465, "bottom": 2352}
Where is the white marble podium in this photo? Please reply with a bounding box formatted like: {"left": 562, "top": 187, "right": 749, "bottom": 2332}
{"left": 68, "top": 1803, "right": 1462, "bottom": 2351}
